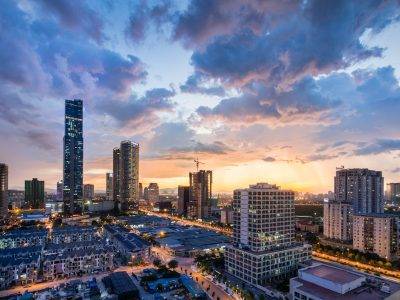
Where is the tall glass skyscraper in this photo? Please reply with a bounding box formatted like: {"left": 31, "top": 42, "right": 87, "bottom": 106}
{"left": 63, "top": 99, "right": 83, "bottom": 215}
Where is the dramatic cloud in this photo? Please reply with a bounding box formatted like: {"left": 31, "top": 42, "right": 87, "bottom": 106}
{"left": 355, "top": 139, "right": 400, "bottom": 155}
{"left": 180, "top": 73, "right": 225, "bottom": 96}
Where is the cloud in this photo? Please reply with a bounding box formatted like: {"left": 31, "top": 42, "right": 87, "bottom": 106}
{"left": 391, "top": 167, "right": 400, "bottom": 173}
{"left": 34, "top": 0, "right": 105, "bottom": 43}
{"left": 196, "top": 76, "right": 340, "bottom": 126}
{"left": 354, "top": 139, "right": 400, "bottom": 155}
{"left": 263, "top": 156, "right": 276, "bottom": 162}
{"left": 171, "top": 141, "right": 232, "bottom": 155}
{"left": 180, "top": 73, "right": 225, "bottom": 96}
{"left": 97, "top": 88, "right": 176, "bottom": 128}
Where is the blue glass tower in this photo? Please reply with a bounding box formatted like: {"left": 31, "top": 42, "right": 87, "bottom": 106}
{"left": 63, "top": 99, "right": 83, "bottom": 215}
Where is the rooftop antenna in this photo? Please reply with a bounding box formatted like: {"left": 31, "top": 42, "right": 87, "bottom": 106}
{"left": 194, "top": 157, "right": 205, "bottom": 171}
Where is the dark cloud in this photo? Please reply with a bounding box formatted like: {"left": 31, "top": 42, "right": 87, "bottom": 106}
{"left": 392, "top": 167, "right": 400, "bottom": 173}
{"left": 180, "top": 73, "right": 225, "bottom": 96}
{"left": 263, "top": 156, "right": 276, "bottom": 162}
{"left": 97, "top": 88, "right": 175, "bottom": 128}
{"left": 354, "top": 139, "right": 400, "bottom": 155}
{"left": 171, "top": 141, "right": 232, "bottom": 155}
{"left": 35, "top": 0, "right": 105, "bottom": 43}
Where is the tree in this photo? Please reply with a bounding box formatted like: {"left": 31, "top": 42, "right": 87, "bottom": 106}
{"left": 168, "top": 259, "right": 178, "bottom": 270}
{"left": 153, "top": 258, "right": 162, "bottom": 268}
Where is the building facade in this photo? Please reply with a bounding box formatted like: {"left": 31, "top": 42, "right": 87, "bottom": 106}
{"left": 178, "top": 186, "right": 190, "bottom": 216}
{"left": 323, "top": 199, "right": 353, "bottom": 242}
{"left": 189, "top": 170, "right": 212, "bottom": 219}
{"left": 147, "top": 183, "right": 159, "bottom": 204}
{"left": 353, "top": 214, "right": 399, "bottom": 260}
{"left": 386, "top": 183, "right": 400, "bottom": 205}
{"left": 83, "top": 184, "right": 94, "bottom": 201}
{"left": 106, "top": 173, "right": 113, "bottom": 201}
{"left": 0, "top": 163, "right": 8, "bottom": 219}
{"left": 225, "top": 183, "right": 311, "bottom": 285}
{"left": 113, "top": 141, "right": 139, "bottom": 212}
{"left": 334, "top": 168, "right": 384, "bottom": 214}
{"left": 63, "top": 99, "right": 83, "bottom": 215}
{"left": 8, "top": 190, "right": 24, "bottom": 210}
{"left": 56, "top": 180, "right": 63, "bottom": 202}
{"left": 25, "top": 178, "right": 45, "bottom": 209}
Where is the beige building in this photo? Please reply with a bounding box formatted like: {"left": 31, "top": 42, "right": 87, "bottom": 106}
{"left": 323, "top": 199, "right": 352, "bottom": 242}
{"left": 353, "top": 214, "right": 399, "bottom": 260}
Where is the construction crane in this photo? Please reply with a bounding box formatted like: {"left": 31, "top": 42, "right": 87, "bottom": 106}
{"left": 194, "top": 157, "right": 205, "bottom": 171}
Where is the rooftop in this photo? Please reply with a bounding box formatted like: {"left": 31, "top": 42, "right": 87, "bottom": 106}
{"left": 302, "top": 264, "right": 363, "bottom": 285}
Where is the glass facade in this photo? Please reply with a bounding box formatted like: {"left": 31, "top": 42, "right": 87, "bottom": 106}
{"left": 63, "top": 99, "right": 83, "bottom": 215}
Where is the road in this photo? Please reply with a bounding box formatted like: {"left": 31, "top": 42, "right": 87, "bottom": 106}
{"left": 151, "top": 246, "right": 237, "bottom": 300}
{"left": 313, "top": 251, "right": 400, "bottom": 281}
{"left": 143, "top": 210, "right": 233, "bottom": 236}
{"left": 0, "top": 265, "right": 148, "bottom": 298}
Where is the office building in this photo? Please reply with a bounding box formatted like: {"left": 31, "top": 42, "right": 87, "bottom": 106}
{"left": 7, "top": 190, "right": 24, "bottom": 210}
{"left": 178, "top": 186, "right": 190, "bottom": 216}
{"left": 353, "top": 214, "right": 399, "bottom": 260}
{"left": 0, "top": 163, "right": 8, "bottom": 219}
{"left": 56, "top": 180, "right": 63, "bottom": 201}
{"left": 334, "top": 168, "right": 384, "bottom": 214}
{"left": 24, "top": 178, "right": 45, "bottom": 209}
{"left": 106, "top": 173, "right": 113, "bottom": 201}
{"left": 83, "top": 184, "right": 94, "bottom": 201}
{"left": 147, "top": 182, "right": 159, "bottom": 204}
{"left": 63, "top": 99, "right": 83, "bottom": 215}
{"left": 323, "top": 199, "right": 352, "bottom": 242}
{"left": 290, "top": 263, "right": 400, "bottom": 300}
{"left": 225, "top": 183, "right": 311, "bottom": 285}
{"left": 112, "top": 148, "right": 120, "bottom": 210}
{"left": 189, "top": 170, "right": 212, "bottom": 219}
{"left": 386, "top": 183, "right": 400, "bottom": 205}
{"left": 119, "top": 141, "right": 139, "bottom": 211}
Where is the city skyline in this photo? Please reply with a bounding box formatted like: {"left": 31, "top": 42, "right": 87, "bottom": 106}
{"left": 1, "top": 1, "right": 400, "bottom": 194}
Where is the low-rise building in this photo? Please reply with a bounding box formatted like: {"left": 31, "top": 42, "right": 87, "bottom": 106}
{"left": 0, "top": 229, "right": 48, "bottom": 249}
{"left": 0, "top": 254, "right": 40, "bottom": 289}
{"left": 43, "top": 247, "right": 114, "bottom": 280}
{"left": 50, "top": 226, "right": 98, "bottom": 244}
{"left": 353, "top": 214, "right": 399, "bottom": 260}
{"left": 290, "top": 263, "right": 400, "bottom": 299}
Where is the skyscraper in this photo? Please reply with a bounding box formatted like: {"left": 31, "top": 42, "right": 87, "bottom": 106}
{"left": 25, "top": 178, "right": 45, "bottom": 209}
{"left": 177, "top": 186, "right": 190, "bottom": 216}
{"left": 0, "top": 163, "right": 8, "bottom": 219}
{"left": 386, "top": 183, "right": 400, "bottom": 205}
{"left": 113, "top": 141, "right": 139, "bottom": 212}
{"left": 106, "top": 173, "right": 113, "bottom": 201}
{"left": 147, "top": 183, "right": 159, "bottom": 204}
{"left": 112, "top": 148, "right": 120, "bottom": 210}
{"left": 139, "top": 182, "right": 143, "bottom": 199}
{"left": 83, "top": 184, "right": 95, "bottom": 201}
{"left": 225, "top": 183, "right": 311, "bottom": 285}
{"left": 334, "top": 168, "right": 384, "bottom": 214}
{"left": 63, "top": 99, "right": 83, "bottom": 215}
{"left": 56, "top": 180, "right": 63, "bottom": 202}
{"left": 189, "top": 170, "right": 212, "bottom": 219}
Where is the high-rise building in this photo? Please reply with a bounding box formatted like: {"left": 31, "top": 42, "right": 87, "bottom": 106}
{"left": 8, "top": 190, "right": 24, "bottom": 209}
{"left": 112, "top": 148, "right": 120, "bottom": 210}
{"left": 147, "top": 183, "right": 159, "bottom": 204}
{"left": 83, "top": 184, "right": 95, "bottom": 201}
{"left": 114, "top": 141, "right": 139, "bottom": 212}
{"left": 323, "top": 199, "right": 352, "bottom": 242}
{"left": 139, "top": 182, "right": 143, "bottom": 199}
{"left": 106, "top": 173, "right": 113, "bottom": 201}
{"left": 225, "top": 183, "right": 311, "bottom": 285}
{"left": 188, "top": 170, "right": 212, "bottom": 219}
{"left": 386, "top": 183, "right": 400, "bottom": 205}
{"left": 63, "top": 99, "right": 83, "bottom": 215}
{"left": 0, "top": 163, "right": 8, "bottom": 219}
{"left": 334, "top": 168, "right": 384, "bottom": 214}
{"left": 56, "top": 180, "right": 63, "bottom": 202}
{"left": 143, "top": 187, "right": 148, "bottom": 201}
{"left": 25, "top": 178, "right": 45, "bottom": 209}
{"left": 353, "top": 214, "right": 399, "bottom": 260}
{"left": 177, "top": 186, "right": 190, "bottom": 216}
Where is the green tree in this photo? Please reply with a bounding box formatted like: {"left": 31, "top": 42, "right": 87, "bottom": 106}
{"left": 153, "top": 258, "right": 162, "bottom": 268}
{"left": 168, "top": 259, "right": 178, "bottom": 270}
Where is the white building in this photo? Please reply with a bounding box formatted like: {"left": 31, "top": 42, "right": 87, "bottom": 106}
{"left": 290, "top": 263, "right": 400, "bottom": 299}
{"left": 323, "top": 199, "right": 352, "bottom": 242}
{"left": 353, "top": 214, "right": 399, "bottom": 260}
{"left": 225, "top": 183, "right": 311, "bottom": 285}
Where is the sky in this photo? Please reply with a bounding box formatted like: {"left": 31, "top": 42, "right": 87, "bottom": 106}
{"left": 1, "top": 0, "right": 400, "bottom": 193}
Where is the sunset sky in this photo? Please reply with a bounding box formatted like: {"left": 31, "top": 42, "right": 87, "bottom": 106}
{"left": 1, "top": 0, "right": 400, "bottom": 193}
